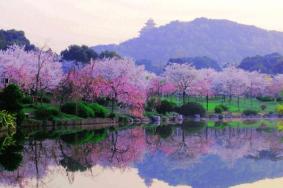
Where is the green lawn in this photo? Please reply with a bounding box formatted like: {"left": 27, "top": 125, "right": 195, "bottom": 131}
{"left": 161, "top": 96, "right": 282, "bottom": 113}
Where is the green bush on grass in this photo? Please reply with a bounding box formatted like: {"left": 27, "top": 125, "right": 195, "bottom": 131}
{"left": 61, "top": 102, "right": 95, "bottom": 118}
{"left": 88, "top": 103, "right": 109, "bottom": 117}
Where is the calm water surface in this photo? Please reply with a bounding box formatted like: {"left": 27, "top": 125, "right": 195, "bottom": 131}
{"left": 1, "top": 120, "right": 283, "bottom": 188}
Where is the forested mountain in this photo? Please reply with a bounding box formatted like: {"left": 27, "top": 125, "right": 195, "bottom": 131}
{"left": 238, "top": 53, "right": 283, "bottom": 74}
{"left": 168, "top": 56, "right": 221, "bottom": 71}
{"left": 93, "top": 18, "right": 283, "bottom": 68}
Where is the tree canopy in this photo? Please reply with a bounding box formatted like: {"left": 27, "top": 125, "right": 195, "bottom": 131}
{"left": 60, "top": 45, "right": 98, "bottom": 64}
{"left": 238, "top": 53, "right": 283, "bottom": 74}
{"left": 0, "top": 29, "right": 35, "bottom": 51}
{"left": 60, "top": 45, "right": 120, "bottom": 64}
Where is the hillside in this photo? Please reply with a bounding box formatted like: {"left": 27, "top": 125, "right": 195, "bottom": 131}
{"left": 238, "top": 53, "right": 283, "bottom": 74}
{"left": 93, "top": 18, "right": 283, "bottom": 68}
{"left": 168, "top": 56, "right": 221, "bottom": 71}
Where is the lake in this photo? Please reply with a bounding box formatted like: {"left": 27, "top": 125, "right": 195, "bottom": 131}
{"left": 1, "top": 120, "right": 283, "bottom": 188}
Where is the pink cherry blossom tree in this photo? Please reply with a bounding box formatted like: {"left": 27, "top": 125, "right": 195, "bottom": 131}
{"left": 193, "top": 68, "right": 217, "bottom": 110}
{"left": 147, "top": 76, "right": 176, "bottom": 98}
{"left": 164, "top": 63, "right": 197, "bottom": 104}
{"left": 76, "top": 58, "right": 151, "bottom": 117}
{"left": 245, "top": 71, "right": 266, "bottom": 105}
{"left": 216, "top": 67, "right": 248, "bottom": 110}
{"left": 267, "top": 74, "right": 283, "bottom": 101}
{"left": 0, "top": 45, "right": 63, "bottom": 102}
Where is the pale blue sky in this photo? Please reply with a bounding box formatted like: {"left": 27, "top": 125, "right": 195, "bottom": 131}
{"left": 1, "top": 0, "right": 283, "bottom": 52}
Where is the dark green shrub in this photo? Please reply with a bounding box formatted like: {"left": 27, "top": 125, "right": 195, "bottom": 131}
{"left": 88, "top": 103, "right": 109, "bottom": 117}
{"left": 242, "top": 109, "right": 258, "bottom": 116}
{"left": 61, "top": 102, "right": 76, "bottom": 114}
{"left": 22, "top": 95, "right": 33, "bottom": 104}
{"left": 256, "top": 96, "right": 273, "bottom": 102}
{"left": 260, "top": 104, "right": 267, "bottom": 111}
{"left": 214, "top": 106, "right": 223, "bottom": 114}
{"left": 61, "top": 102, "right": 95, "bottom": 118}
{"left": 35, "top": 105, "right": 59, "bottom": 120}
{"left": 218, "top": 104, "right": 228, "bottom": 111}
{"left": 156, "top": 100, "right": 177, "bottom": 114}
{"left": 214, "top": 104, "right": 229, "bottom": 114}
{"left": 78, "top": 104, "right": 95, "bottom": 118}
{"left": 108, "top": 113, "right": 116, "bottom": 119}
{"left": 0, "top": 84, "right": 23, "bottom": 113}
{"left": 118, "top": 116, "right": 128, "bottom": 123}
{"left": 41, "top": 95, "right": 51, "bottom": 103}
{"left": 16, "top": 110, "right": 25, "bottom": 125}
{"left": 177, "top": 102, "right": 206, "bottom": 117}
{"left": 83, "top": 106, "right": 95, "bottom": 118}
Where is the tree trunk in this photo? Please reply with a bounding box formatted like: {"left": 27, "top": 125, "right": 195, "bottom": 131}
{"left": 182, "top": 91, "right": 186, "bottom": 105}
{"left": 75, "top": 101, "right": 78, "bottom": 116}
{"left": 206, "top": 94, "right": 209, "bottom": 111}
{"left": 111, "top": 98, "right": 115, "bottom": 113}
{"left": 237, "top": 96, "right": 240, "bottom": 111}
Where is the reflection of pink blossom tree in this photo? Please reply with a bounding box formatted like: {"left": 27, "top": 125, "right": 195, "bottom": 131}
{"left": 2, "top": 125, "right": 283, "bottom": 188}
{"left": 88, "top": 127, "right": 146, "bottom": 169}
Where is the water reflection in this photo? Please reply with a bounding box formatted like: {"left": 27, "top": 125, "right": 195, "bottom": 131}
{"left": 0, "top": 120, "right": 283, "bottom": 188}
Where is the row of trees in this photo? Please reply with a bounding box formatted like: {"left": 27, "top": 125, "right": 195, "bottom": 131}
{"left": 151, "top": 64, "right": 283, "bottom": 110}
{"left": 1, "top": 45, "right": 283, "bottom": 116}
{"left": 60, "top": 45, "right": 120, "bottom": 65}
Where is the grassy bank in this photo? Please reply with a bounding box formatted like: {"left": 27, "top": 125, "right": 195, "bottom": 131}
{"left": 161, "top": 96, "right": 281, "bottom": 113}
{"left": 22, "top": 103, "right": 82, "bottom": 121}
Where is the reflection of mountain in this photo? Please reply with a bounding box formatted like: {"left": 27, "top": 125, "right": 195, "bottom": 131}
{"left": 136, "top": 152, "right": 283, "bottom": 188}
{"left": 1, "top": 122, "right": 283, "bottom": 188}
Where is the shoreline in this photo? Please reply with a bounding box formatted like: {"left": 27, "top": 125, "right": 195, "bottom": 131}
{"left": 18, "top": 115, "right": 283, "bottom": 128}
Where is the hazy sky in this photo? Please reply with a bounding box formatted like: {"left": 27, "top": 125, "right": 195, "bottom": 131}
{"left": 1, "top": 0, "right": 283, "bottom": 52}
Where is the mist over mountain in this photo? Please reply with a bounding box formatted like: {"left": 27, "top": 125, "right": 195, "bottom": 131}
{"left": 93, "top": 18, "right": 283, "bottom": 69}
